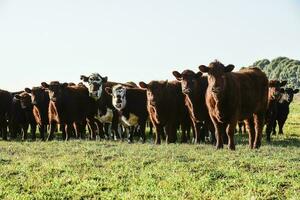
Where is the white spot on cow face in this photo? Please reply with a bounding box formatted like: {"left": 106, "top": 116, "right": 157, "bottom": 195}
{"left": 87, "top": 73, "right": 103, "bottom": 99}
{"left": 121, "top": 113, "right": 139, "bottom": 127}
{"left": 112, "top": 85, "right": 127, "bottom": 111}
{"left": 279, "top": 93, "right": 290, "bottom": 103}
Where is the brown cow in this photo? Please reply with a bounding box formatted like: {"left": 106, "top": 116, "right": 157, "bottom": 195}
{"left": 24, "top": 87, "right": 50, "bottom": 140}
{"left": 172, "top": 69, "right": 216, "bottom": 143}
{"left": 199, "top": 61, "right": 268, "bottom": 150}
{"left": 41, "top": 81, "right": 90, "bottom": 140}
{"left": 139, "top": 80, "right": 191, "bottom": 144}
{"left": 265, "top": 80, "right": 287, "bottom": 142}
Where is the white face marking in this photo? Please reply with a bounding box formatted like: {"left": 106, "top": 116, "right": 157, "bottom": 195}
{"left": 112, "top": 85, "right": 127, "bottom": 111}
{"left": 88, "top": 73, "right": 103, "bottom": 99}
{"left": 279, "top": 93, "right": 289, "bottom": 103}
{"left": 121, "top": 113, "right": 139, "bottom": 127}
{"left": 97, "top": 108, "right": 113, "bottom": 123}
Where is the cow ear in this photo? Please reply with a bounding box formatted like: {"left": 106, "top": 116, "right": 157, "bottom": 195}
{"left": 24, "top": 88, "right": 32, "bottom": 93}
{"left": 105, "top": 87, "right": 112, "bottom": 95}
{"left": 80, "top": 75, "right": 89, "bottom": 82}
{"left": 280, "top": 81, "right": 287, "bottom": 87}
{"left": 62, "top": 82, "right": 68, "bottom": 88}
{"left": 102, "top": 76, "right": 108, "bottom": 83}
{"left": 225, "top": 64, "right": 235, "bottom": 72}
{"left": 41, "top": 82, "right": 49, "bottom": 88}
{"left": 172, "top": 71, "right": 182, "bottom": 81}
{"left": 293, "top": 89, "right": 299, "bottom": 94}
{"left": 198, "top": 65, "right": 210, "bottom": 73}
{"left": 195, "top": 71, "right": 203, "bottom": 78}
{"left": 14, "top": 94, "right": 21, "bottom": 100}
{"left": 139, "top": 82, "right": 148, "bottom": 89}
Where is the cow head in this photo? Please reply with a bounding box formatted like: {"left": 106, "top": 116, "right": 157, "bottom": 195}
{"left": 14, "top": 92, "right": 32, "bottom": 109}
{"left": 80, "top": 73, "right": 108, "bottom": 99}
{"left": 25, "top": 87, "right": 49, "bottom": 106}
{"left": 105, "top": 84, "right": 127, "bottom": 111}
{"left": 279, "top": 88, "right": 299, "bottom": 104}
{"left": 139, "top": 81, "right": 167, "bottom": 107}
{"left": 268, "top": 80, "right": 287, "bottom": 101}
{"left": 172, "top": 70, "right": 202, "bottom": 95}
{"left": 199, "top": 60, "right": 234, "bottom": 97}
{"left": 41, "top": 81, "right": 68, "bottom": 102}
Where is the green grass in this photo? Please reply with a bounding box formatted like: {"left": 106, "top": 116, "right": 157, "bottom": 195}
{"left": 0, "top": 99, "right": 300, "bottom": 199}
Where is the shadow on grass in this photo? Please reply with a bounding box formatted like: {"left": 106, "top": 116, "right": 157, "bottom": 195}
{"left": 234, "top": 132, "right": 300, "bottom": 148}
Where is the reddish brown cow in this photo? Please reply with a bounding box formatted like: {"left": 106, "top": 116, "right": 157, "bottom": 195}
{"left": 24, "top": 87, "right": 50, "bottom": 140}
{"left": 199, "top": 61, "right": 268, "bottom": 150}
{"left": 139, "top": 80, "right": 191, "bottom": 144}
{"left": 265, "top": 80, "right": 287, "bottom": 142}
{"left": 41, "top": 81, "right": 90, "bottom": 140}
{"left": 172, "top": 70, "right": 216, "bottom": 143}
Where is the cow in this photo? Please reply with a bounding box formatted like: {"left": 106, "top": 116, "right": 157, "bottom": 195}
{"left": 105, "top": 84, "right": 148, "bottom": 143}
{"left": 0, "top": 89, "right": 13, "bottom": 140}
{"left": 23, "top": 87, "right": 50, "bottom": 140}
{"left": 80, "top": 73, "right": 136, "bottom": 140}
{"left": 265, "top": 80, "right": 287, "bottom": 142}
{"left": 41, "top": 81, "right": 90, "bottom": 140}
{"left": 139, "top": 80, "right": 191, "bottom": 144}
{"left": 273, "top": 88, "right": 298, "bottom": 135}
{"left": 199, "top": 61, "right": 269, "bottom": 150}
{"left": 172, "top": 69, "right": 216, "bottom": 144}
{"left": 12, "top": 92, "right": 37, "bottom": 140}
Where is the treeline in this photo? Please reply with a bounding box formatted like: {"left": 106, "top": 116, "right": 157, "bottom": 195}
{"left": 252, "top": 57, "right": 300, "bottom": 88}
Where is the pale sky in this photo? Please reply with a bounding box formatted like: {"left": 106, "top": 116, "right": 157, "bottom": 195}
{"left": 0, "top": 0, "right": 300, "bottom": 91}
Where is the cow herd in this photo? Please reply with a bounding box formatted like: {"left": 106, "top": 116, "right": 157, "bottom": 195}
{"left": 0, "top": 60, "right": 298, "bottom": 150}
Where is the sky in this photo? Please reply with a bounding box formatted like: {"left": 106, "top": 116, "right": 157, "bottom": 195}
{"left": 0, "top": 0, "right": 300, "bottom": 91}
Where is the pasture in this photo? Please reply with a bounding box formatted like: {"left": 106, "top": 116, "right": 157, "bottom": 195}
{"left": 0, "top": 97, "right": 299, "bottom": 200}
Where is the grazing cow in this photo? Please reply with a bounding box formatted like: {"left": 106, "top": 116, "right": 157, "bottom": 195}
{"left": 265, "top": 80, "right": 287, "bottom": 142}
{"left": 41, "top": 81, "right": 89, "bottom": 140}
{"left": 172, "top": 69, "right": 216, "bottom": 143}
{"left": 105, "top": 84, "right": 148, "bottom": 143}
{"left": 12, "top": 92, "right": 37, "bottom": 140}
{"left": 273, "top": 88, "right": 298, "bottom": 135}
{"left": 199, "top": 61, "right": 268, "bottom": 150}
{"left": 0, "top": 89, "right": 13, "bottom": 140}
{"left": 24, "top": 87, "right": 50, "bottom": 140}
{"left": 139, "top": 80, "right": 191, "bottom": 144}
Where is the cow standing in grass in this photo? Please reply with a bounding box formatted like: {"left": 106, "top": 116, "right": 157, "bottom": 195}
{"left": 265, "top": 80, "right": 287, "bottom": 142}
{"left": 23, "top": 87, "right": 50, "bottom": 140}
{"left": 139, "top": 80, "right": 191, "bottom": 144}
{"left": 172, "top": 69, "right": 216, "bottom": 144}
{"left": 0, "top": 89, "right": 12, "bottom": 140}
{"left": 199, "top": 61, "right": 268, "bottom": 150}
{"left": 41, "top": 81, "right": 90, "bottom": 140}
{"left": 105, "top": 84, "right": 148, "bottom": 143}
{"left": 272, "top": 88, "right": 298, "bottom": 135}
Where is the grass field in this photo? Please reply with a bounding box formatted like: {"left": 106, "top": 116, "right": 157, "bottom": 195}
{"left": 0, "top": 97, "right": 299, "bottom": 200}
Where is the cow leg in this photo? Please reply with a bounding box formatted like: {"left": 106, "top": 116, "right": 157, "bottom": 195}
{"left": 192, "top": 121, "right": 200, "bottom": 144}
{"left": 272, "top": 120, "right": 277, "bottom": 135}
{"left": 244, "top": 118, "right": 255, "bottom": 149}
{"left": 154, "top": 124, "right": 163, "bottom": 144}
{"left": 31, "top": 124, "right": 37, "bottom": 141}
{"left": 139, "top": 120, "right": 146, "bottom": 143}
{"left": 212, "top": 117, "right": 225, "bottom": 149}
{"left": 277, "top": 117, "right": 287, "bottom": 135}
{"left": 226, "top": 122, "right": 236, "bottom": 150}
{"left": 48, "top": 122, "right": 56, "bottom": 141}
{"left": 253, "top": 113, "right": 264, "bottom": 149}
{"left": 21, "top": 123, "right": 29, "bottom": 141}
